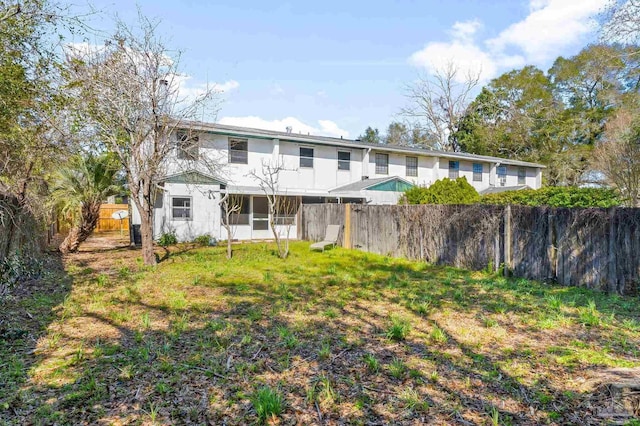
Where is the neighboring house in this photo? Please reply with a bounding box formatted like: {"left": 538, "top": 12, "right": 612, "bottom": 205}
{"left": 130, "top": 121, "right": 545, "bottom": 242}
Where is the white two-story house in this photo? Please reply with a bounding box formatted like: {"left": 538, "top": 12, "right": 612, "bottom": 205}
{"left": 130, "top": 120, "right": 544, "bottom": 242}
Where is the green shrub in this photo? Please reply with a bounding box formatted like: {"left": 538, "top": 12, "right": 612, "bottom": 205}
{"left": 0, "top": 252, "right": 44, "bottom": 297}
{"left": 481, "top": 187, "right": 621, "bottom": 208}
{"left": 157, "top": 232, "right": 178, "bottom": 247}
{"left": 401, "top": 177, "right": 480, "bottom": 205}
{"left": 193, "top": 234, "right": 214, "bottom": 246}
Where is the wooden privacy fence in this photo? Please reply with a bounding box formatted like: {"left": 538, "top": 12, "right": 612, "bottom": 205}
{"left": 96, "top": 204, "right": 129, "bottom": 232}
{"left": 301, "top": 204, "right": 640, "bottom": 296}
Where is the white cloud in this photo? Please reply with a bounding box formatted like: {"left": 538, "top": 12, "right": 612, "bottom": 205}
{"left": 488, "top": 0, "right": 607, "bottom": 62}
{"left": 214, "top": 80, "right": 240, "bottom": 92}
{"left": 409, "top": 0, "right": 608, "bottom": 81}
{"left": 218, "top": 116, "right": 350, "bottom": 138}
{"left": 175, "top": 75, "right": 239, "bottom": 100}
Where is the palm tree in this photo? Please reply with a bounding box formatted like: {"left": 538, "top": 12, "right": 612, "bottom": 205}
{"left": 52, "top": 153, "right": 123, "bottom": 253}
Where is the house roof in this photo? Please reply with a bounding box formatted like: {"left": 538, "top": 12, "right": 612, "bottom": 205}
{"left": 330, "top": 176, "right": 413, "bottom": 193}
{"left": 479, "top": 185, "right": 531, "bottom": 195}
{"left": 159, "top": 170, "right": 226, "bottom": 185}
{"left": 176, "top": 120, "right": 547, "bottom": 169}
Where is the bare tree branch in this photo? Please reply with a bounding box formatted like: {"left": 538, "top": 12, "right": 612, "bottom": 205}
{"left": 219, "top": 189, "right": 243, "bottom": 259}
{"left": 401, "top": 62, "right": 480, "bottom": 152}
{"left": 65, "top": 11, "right": 220, "bottom": 265}
{"left": 593, "top": 106, "right": 640, "bottom": 206}
{"left": 248, "top": 159, "right": 299, "bottom": 259}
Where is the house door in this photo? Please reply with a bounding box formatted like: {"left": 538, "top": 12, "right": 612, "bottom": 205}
{"left": 252, "top": 196, "right": 271, "bottom": 239}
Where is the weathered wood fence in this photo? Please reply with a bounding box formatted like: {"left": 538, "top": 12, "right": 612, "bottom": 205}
{"left": 301, "top": 204, "right": 640, "bottom": 296}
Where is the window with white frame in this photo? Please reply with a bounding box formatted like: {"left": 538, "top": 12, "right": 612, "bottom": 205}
{"left": 300, "top": 147, "right": 314, "bottom": 168}
{"left": 172, "top": 197, "right": 192, "bottom": 220}
{"left": 338, "top": 151, "right": 351, "bottom": 171}
{"left": 518, "top": 167, "right": 526, "bottom": 185}
{"left": 229, "top": 138, "right": 248, "bottom": 164}
{"left": 497, "top": 165, "right": 507, "bottom": 186}
{"left": 449, "top": 161, "right": 459, "bottom": 179}
{"left": 375, "top": 153, "right": 388, "bottom": 175}
{"left": 176, "top": 132, "right": 199, "bottom": 160}
{"left": 406, "top": 156, "right": 418, "bottom": 177}
{"left": 473, "top": 163, "right": 483, "bottom": 182}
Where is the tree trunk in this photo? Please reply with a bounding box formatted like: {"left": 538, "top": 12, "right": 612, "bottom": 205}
{"left": 129, "top": 177, "right": 157, "bottom": 266}
{"left": 59, "top": 202, "right": 101, "bottom": 253}
{"left": 225, "top": 225, "right": 233, "bottom": 259}
{"left": 139, "top": 211, "right": 156, "bottom": 265}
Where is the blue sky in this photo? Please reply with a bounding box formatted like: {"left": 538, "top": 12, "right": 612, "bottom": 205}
{"left": 75, "top": 0, "right": 607, "bottom": 138}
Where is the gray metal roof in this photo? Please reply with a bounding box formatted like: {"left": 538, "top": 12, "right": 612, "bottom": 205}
{"left": 479, "top": 185, "right": 531, "bottom": 195}
{"left": 177, "top": 120, "right": 547, "bottom": 169}
{"left": 330, "top": 176, "right": 410, "bottom": 193}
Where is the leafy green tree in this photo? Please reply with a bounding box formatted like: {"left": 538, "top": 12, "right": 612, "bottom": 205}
{"left": 401, "top": 177, "right": 480, "bottom": 205}
{"left": 456, "top": 46, "right": 640, "bottom": 187}
{"left": 457, "top": 66, "right": 557, "bottom": 162}
{"left": 384, "top": 121, "right": 435, "bottom": 148}
{"left": 52, "top": 153, "right": 123, "bottom": 253}
{"left": 385, "top": 122, "right": 410, "bottom": 146}
{"left": 0, "top": 1, "right": 77, "bottom": 258}
{"left": 359, "top": 126, "right": 381, "bottom": 144}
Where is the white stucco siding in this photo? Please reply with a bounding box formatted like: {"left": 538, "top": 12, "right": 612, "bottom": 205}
{"left": 154, "top": 183, "right": 221, "bottom": 242}
{"left": 277, "top": 141, "right": 364, "bottom": 191}
{"left": 415, "top": 156, "right": 437, "bottom": 186}
{"left": 364, "top": 190, "right": 404, "bottom": 205}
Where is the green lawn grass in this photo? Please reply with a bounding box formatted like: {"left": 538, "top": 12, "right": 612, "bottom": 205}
{"left": 1, "top": 241, "right": 639, "bottom": 425}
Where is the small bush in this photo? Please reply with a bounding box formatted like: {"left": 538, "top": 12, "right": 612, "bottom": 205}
{"left": 193, "top": 234, "right": 214, "bottom": 246}
{"left": 401, "top": 177, "right": 480, "bottom": 205}
{"left": 252, "top": 386, "right": 283, "bottom": 422}
{"left": 157, "top": 232, "right": 178, "bottom": 247}
{"left": 0, "top": 252, "right": 44, "bottom": 298}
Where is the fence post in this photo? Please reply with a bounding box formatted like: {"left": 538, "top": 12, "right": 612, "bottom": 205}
{"left": 547, "top": 209, "right": 556, "bottom": 281}
{"left": 504, "top": 205, "right": 512, "bottom": 277}
{"left": 297, "top": 203, "right": 303, "bottom": 240}
{"left": 344, "top": 204, "right": 351, "bottom": 249}
{"left": 608, "top": 207, "right": 617, "bottom": 294}
{"left": 494, "top": 220, "right": 500, "bottom": 273}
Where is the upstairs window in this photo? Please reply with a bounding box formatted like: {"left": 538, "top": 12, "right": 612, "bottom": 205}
{"left": 518, "top": 167, "right": 526, "bottom": 185}
{"left": 497, "top": 165, "right": 507, "bottom": 186}
{"left": 473, "top": 163, "right": 483, "bottom": 182}
{"left": 338, "top": 151, "right": 351, "bottom": 171}
{"left": 375, "top": 153, "right": 389, "bottom": 175}
{"left": 176, "top": 132, "right": 199, "bottom": 160}
{"left": 229, "top": 138, "right": 248, "bottom": 164}
{"left": 449, "top": 161, "right": 459, "bottom": 179}
{"left": 172, "top": 197, "right": 192, "bottom": 220}
{"left": 300, "top": 147, "right": 314, "bottom": 168}
{"left": 406, "top": 156, "right": 418, "bottom": 177}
